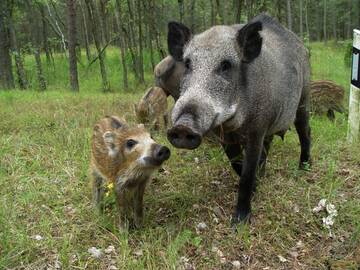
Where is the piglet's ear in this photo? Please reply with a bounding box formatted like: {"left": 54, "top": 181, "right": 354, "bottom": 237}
{"left": 168, "top": 22, "right": 191, "bottom": 61}
{"left": 103, "top": 131, "right": 118, "bottom": 156}
{"left": 106, "top": 115, "right": 126, "bottom": 129}
{"left": 236, "top": 21, "right": 263, "bottom": 63}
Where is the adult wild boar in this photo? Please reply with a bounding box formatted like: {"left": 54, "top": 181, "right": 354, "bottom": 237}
{"left": 166, "top": 14, "right": 311, "bottom": 224}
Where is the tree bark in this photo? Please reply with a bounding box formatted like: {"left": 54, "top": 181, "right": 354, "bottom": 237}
{"left": 299, "top": 0, "right": 303, "bottom": 38}
{"left": 287, "top": 0, "right": 292, "bottom": 31}
{"left": 323, "top": 0, "right": 327, "bottom": 44}
{"left": 80, "top": 0, "right": 91, "bottom": 62}
{"left": 234, "top": 0, "right": 243, "bottom": 23}
{"left": 305, "top": 0, "right": 310, "bottom": 40}
{"left": 136, "top": 0, "right": 144, "bottom": 83}
{"left": 99, "top": 0, "right": 110, "bottom": 44}
{"left": 85, "top": 0, "right": 109, "bottom": 91}
{"left": 39, "top": 4, "right": 53, "bottom": 65}
{"left": 126, "top": 0, "right": 140, "bottom": 82}
{"left": 8, "top": 8, "right": 27, "bottom": 89}
{"left": 67, "top": 0, "right": 79, "bottom": 91}
{"left": 26, "top": 0, "right": 46, "bottom": 90}
{"left": 178, "top": 0, "right": 184, "bottom": 23}
{"left": 0, "top": 0, "right": 15, "bottom": 89}
{"left": 114, "top": 0, "right": 128, "bottom": 90}
{"left": 190, "top": 0, "right": 196, "bottom": 32}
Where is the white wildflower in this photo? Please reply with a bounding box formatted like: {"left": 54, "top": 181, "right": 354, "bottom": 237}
{"left": 88, "top": 247, "right": 102, "bottom": 258}
{"left": 312, "top": 199, "right": 327, "bottom": 213}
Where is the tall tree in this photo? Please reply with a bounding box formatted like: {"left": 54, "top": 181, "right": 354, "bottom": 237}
{"left": 178, "top": 0, "right": 184, "bottom": 22}
{"left": 25, "top": 0, "right": 46, "bottom": 90}
{"left": 299, "top": 0, "right": 303, "bottom": 38}
{"left": 67, "top": 0, "right": 79, "bottom": 91}
{"left": 323, "top": 0, "right": 327, "bottom": 44}
{"left": 8, "top": 2, "right": 27, "bottom": 89}
{"left": 114, "top": 0, "right": 128, "bottom": 90}
{"left": 39, "top": 4, "right": 53, "bottom": 65}
{"left": 0, "top": 1, "right": 15, "bottom": 89}
{"left": 79, "top": 0, "right": 91, "bottom": 62}
{"left": 287, "top": 0, "right": 292, "bottom": 31}
{"left": 136, "top": 0, "right": 144, "bottom": 83}
{"left": 234, "top": 0, "right": 243, "bottom": 23}
{"left": 85, "top": 0, "right": 109, "bottom": 91}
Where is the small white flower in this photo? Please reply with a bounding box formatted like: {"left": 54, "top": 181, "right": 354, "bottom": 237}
{"left": 196, "top": 222, "right": 207, "bottom": 231}
{"left": 231, "top": 260, "right": 241, "bottom": 268}
{"left": 31, "top": 235, "right": 43, "bottom": 241}
{"left": 105, "top": 245, "right": 115, "bottom": 254}
{"left": 326, "top": 203, "right": 337, "bottom": 217}
{"left": 278, "top": 255, "right": 287, "bottom": 263}
{"left": 88, "top": 247, "right": 102, "bottom": 258}
{"left": 312, "top": 199, "right": 327, "bottom": 213}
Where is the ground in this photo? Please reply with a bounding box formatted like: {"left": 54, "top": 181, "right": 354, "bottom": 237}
{"left": 0, "top": 42, "right": 359, "bottom": 269}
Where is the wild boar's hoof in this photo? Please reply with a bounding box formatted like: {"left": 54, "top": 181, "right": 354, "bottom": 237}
{"left": 231, "top": 210, "right": 251, "bottom": 227}
{"left": 167, "top": 125, "right": 202, "bottom": 149}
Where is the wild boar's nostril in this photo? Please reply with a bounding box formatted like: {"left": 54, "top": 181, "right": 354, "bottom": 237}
{"left": 167, "top": 125, "right": 202, "bottom": 149}
{"left": 154, "top": 145, "right": 171, "bottom": 162}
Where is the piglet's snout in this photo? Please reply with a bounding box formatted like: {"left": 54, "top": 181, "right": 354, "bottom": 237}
{"left": 153, "top": 145, "right": 171, "bottom": 163}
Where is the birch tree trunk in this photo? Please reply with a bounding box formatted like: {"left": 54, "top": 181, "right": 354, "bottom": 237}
{"left": 67, "top": 0, "right": 79, "bottom": 91}
{"left": 114, "top": 0, "right": 128, "bottom": 90}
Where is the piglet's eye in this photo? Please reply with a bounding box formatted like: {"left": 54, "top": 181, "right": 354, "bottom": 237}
{"left": 220, "top": 60, "right": 232, "bottom": 72}
{"left": 126, "top": 139, "right": 137, "bottom": 149}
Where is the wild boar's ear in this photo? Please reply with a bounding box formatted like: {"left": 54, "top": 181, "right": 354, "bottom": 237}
{"left": 167, "top": 22, "right": 191, "bottom": 61}
{"left": 236, "top": 21, "right": 263, "bottom": 63}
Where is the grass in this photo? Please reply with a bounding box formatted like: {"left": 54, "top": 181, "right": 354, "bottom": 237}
{"left": 0, "top": 42, "right": 359, "bottom": 269}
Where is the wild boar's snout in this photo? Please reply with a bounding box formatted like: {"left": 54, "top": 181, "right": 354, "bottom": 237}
{"left": 167, "top": 124, "right": 202, "bottom": 149}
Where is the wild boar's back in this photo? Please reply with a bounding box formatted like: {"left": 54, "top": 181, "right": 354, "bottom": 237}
{"left": 244, "top": 14, "right": 310, "bottom": 135}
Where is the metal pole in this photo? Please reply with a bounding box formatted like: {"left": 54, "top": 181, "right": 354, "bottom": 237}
{"left": 347, "top": 29, "right": 360, "bottom": 143}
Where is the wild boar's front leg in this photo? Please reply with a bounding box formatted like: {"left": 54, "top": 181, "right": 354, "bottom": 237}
{"left": 233, "top": 132, "right": 265, "bottom": 224}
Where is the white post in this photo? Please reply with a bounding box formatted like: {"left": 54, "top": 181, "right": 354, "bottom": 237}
{"left": 347, "top": 29, "right": 360, "bottom": 143}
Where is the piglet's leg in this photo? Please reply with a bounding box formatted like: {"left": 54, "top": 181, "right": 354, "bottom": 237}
{"left": 92, "top": 170, "right": 105, "bottom": 212}
{"left": 115, "top": 179, "right": 130, "bottom": 230}
{"left": 133, "top": 182, "right": 146, "bottom": 228}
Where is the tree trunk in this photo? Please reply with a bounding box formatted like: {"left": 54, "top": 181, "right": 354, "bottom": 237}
{"left": 0, "top": 1, "right": 15, "bottom": 89}
{"left": 114, "top": 0, "right": 128, "bottom": 90}
{"left": 136, "top": 0, "right": 144, "bottom": 83}
{"left": 178, "top": 0, "right": 184, "bottom": 23}
{"left": 190, "top": 0, "right": 196, "bottom": 32}
{"left": 8, "top": 9, "right": 27, "bottom": 89}
{"left": 80, "top": 0, "right": 91, "bottom": 62}
{"left": 126, "top": 0, "right": 140, "bottom": 82}
{"left": 67, "top": 0, "right": 79, "bottom": 91}
{"left": 287, "top": 0, "right": 292, "bottom": 31}
{"left": 26, "top": 0, "right": 46, "bottom": 90}
{"left": 234, "top": 0, "right": 243, "bottom": 23}
{"left": 149, "top": 0, "right": 165, "bottom": 59}
{"left": 323, "top": 0, "right": 327, "bottom": 44}
{"left": 299, "top": 0, "right": 303, "bottom": 38}
{"left": 210, "top": 0, "right": 215, "bottom": 26}
{"left": 305, "top": 0, "right": 310, "bottom": 40}
{"left": 85, "top": 0, "right": 109, "bottom": 92}
{"left": 99, "top": 0, "right": 110, "bottom": 44}
{"left": 39, "top": 4, "right": 53, "bottom": 65}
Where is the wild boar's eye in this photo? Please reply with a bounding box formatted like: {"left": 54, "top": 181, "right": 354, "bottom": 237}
{"left": 184, "top": 58, "right": 191, "bottom": 71}
{"left": 126, "top": 139, "right": 137, "bottom": 149}
{"left": 220, "top": 60, "right": 232, "bottom": 72}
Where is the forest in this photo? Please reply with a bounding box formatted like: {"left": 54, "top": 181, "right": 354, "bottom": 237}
{"left": 0, "top": 0, "right": 359, "bottom": 91}
{"left": 1, "top": 0, "right": 360, "bottom": 269}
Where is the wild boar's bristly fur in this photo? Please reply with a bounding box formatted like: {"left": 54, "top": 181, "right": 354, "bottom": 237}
{"left": 165, "top": 13, "right": 311, "bottom": 224}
